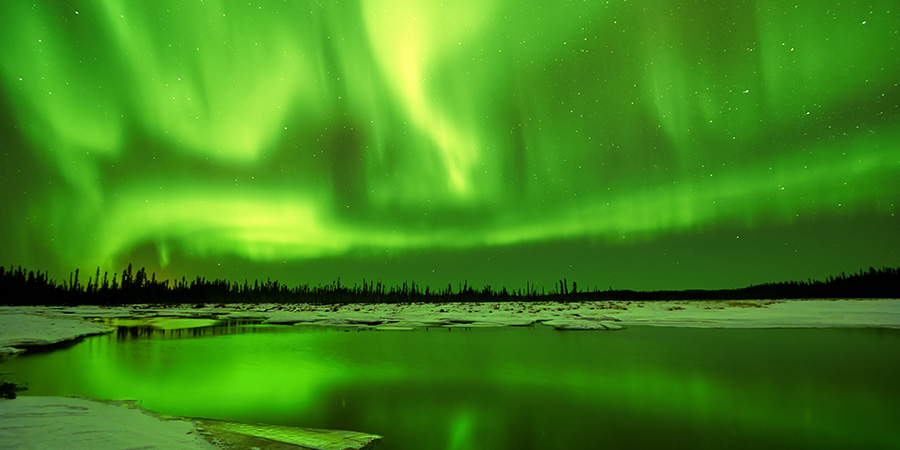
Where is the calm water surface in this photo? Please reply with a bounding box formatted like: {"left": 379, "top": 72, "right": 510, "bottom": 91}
{"left": 2, "top": 323, "right": 899, "bottom": 449}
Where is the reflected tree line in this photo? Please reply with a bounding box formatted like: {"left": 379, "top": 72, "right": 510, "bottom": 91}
{"left": 0, "top": 264, "right": 897, "bottom": 306}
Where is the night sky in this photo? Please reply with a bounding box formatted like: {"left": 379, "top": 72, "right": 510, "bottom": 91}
{"left": 1, "top": 1, "right": 898, "bottom": 292}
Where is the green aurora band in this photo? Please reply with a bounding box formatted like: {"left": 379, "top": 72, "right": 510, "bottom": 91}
{"left": 1, "top": 1, "right": 898, "bottom": 289}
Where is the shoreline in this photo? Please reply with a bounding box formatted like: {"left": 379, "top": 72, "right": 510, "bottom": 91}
{"left": 1, "top": 299, "right": 898, "bottom": 449}
{"left": 3, "top": 298, "right": 899, "bottom": 344}
{"left": 0, "top": 396, "right": 381, "bottom": 450}
{"left": 2, "top": 299, "right": 899, "bottom": 355}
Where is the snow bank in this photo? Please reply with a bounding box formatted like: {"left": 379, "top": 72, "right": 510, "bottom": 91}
{"left": 1, "top": 299, "right": 897, "bottom": 354}
{"left": 0, "top": 396, "right": 214, "bottom": 449}
{"left": 0, "top": 313, "right": 112, "bottom": 356}
{"left": 211, "top": 298, "right": 900, "bottom": 330}
{"left": 193, "top": 418, "right": 382, "bottom": 450}
{"left": 0, "top": 396, "right": 383, "bottom": 450}
{"left": 611, "top": 299, "right": 900, "bottom": 328}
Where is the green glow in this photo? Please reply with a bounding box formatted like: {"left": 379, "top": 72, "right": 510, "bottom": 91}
{"left": 0, "top": 1, "right": 897, "bottom": 288}
{"left": 4, "top": 326, "right": 899, "bottom": 448}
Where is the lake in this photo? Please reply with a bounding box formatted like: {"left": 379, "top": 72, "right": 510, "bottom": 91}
{"left": 2, "top": 321, "right": 899, "bottom": 449}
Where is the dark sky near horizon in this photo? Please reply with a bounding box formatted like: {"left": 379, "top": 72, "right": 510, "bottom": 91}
{"left": 1, "top": 0, "right": 898, "bottom": 291}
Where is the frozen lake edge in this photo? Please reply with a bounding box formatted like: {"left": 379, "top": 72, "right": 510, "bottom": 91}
{"left": 1, "top": 299, "right": 898, "bottom": 449}
{"left": 3, "top": 299, "right": 900, "bottom": 355}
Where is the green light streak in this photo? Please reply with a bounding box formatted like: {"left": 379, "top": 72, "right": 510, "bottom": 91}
{"left": 1, "top": 1, "right": 897, "bottom": 279}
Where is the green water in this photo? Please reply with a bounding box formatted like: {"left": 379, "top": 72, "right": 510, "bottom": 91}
{"left": 3, "top": 324, "right": 899, "bottom": 449}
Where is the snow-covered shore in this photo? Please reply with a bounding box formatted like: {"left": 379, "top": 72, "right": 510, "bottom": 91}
{"left": 2, "top": 298, "right": 899, "bottom": 355}
{"left": 0, "top": 396, "right": 215, "bottom": 450}
{"left": 0, "top": 396, "right": 382, "bottom": 450}
{"left": 0, "top": 312, "right": 112, "bottom": 357}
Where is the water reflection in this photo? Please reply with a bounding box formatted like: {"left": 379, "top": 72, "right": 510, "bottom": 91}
{"left": 1, "top": 326, "right": 898, "bottom": 450}
{"left": 108, "top": 318, "right": 266, "bottom": 340}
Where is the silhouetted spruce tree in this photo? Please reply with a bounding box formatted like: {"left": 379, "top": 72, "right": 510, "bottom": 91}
{"left": 134, "top": 267, "right": 146, "bottom": 289}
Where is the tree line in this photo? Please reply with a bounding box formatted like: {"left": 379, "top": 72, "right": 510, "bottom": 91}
{"left": 0, "top": 264, "right": 897, "bottom": 306}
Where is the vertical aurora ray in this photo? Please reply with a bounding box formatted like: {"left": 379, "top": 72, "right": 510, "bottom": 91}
{"left": 0, "top": 0, "right": 897, "bottom": 288}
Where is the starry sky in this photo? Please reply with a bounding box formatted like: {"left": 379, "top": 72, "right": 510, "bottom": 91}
{"left": 1, "top": 0, "right": 898, "bottom": 292}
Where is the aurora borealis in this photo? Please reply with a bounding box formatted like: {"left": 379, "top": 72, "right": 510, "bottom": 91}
{"left": 0, "top": 1, "right": 898, "bottom": 291}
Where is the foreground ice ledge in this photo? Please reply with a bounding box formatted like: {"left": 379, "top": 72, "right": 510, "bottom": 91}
{"left": 0, "top": 396, "right": 382, "bottom": 450}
